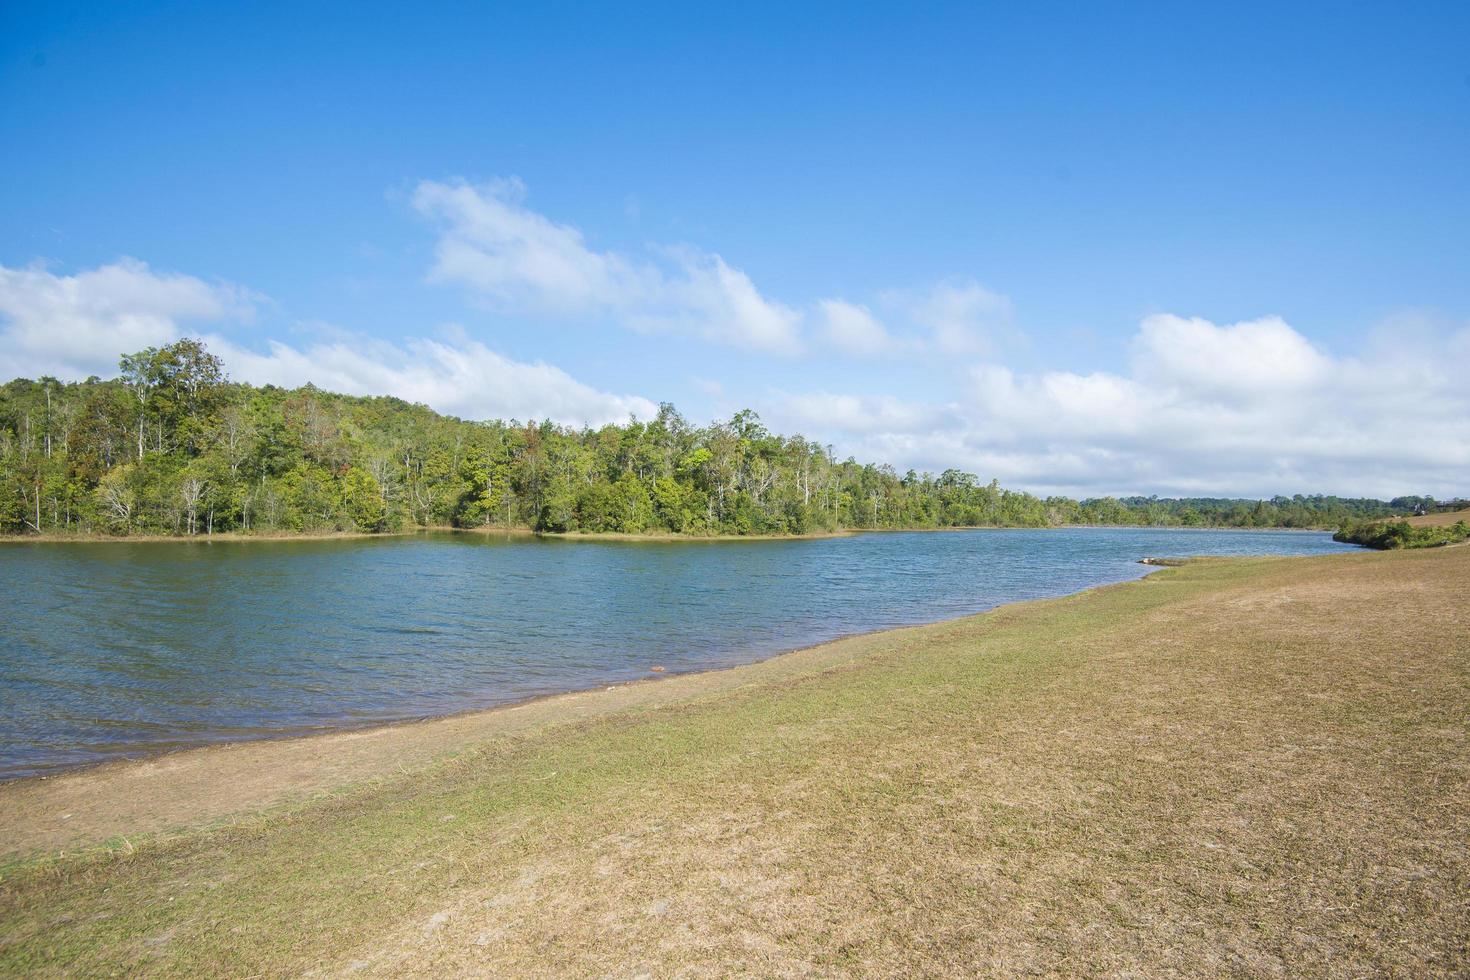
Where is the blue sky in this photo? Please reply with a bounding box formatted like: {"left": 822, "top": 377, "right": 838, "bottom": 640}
{"left": 2, "top": 1, "right": 1467, "bottom": 496}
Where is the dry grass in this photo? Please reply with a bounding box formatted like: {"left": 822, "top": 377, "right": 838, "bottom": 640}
{"left": 1408, "top": 507, "right": 1470, "bottom": 528}
{"left": 1, "top": 547, "right": 1466, "bottom": 976}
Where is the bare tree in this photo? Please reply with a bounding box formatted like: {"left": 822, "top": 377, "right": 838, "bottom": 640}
{"left": 260, "top": 486, "right": 284, "bottom": 530}
{"left": 119, "top": 349, "right": 157, "bottom": 460}
{"left": 368, "top": 454, "right": 396, "bottom": 511}
{"left": 22, "top": 482, "right": 42, "bottom": 534}
{"left": 220, "top": 403, "right": 255, "bottom": 477}
{"left": 41, "top": 378, "right": 54, "bottom": 458}
{"left": 100, "top": 479, "right": 135, "bottom": 529}
{"left": 179, "top": 478, "right": 208, "bottom": 535}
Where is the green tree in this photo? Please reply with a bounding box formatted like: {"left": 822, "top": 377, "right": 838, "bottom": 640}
{"left": 340, "top": 466, "right": 387, "bottom": 531}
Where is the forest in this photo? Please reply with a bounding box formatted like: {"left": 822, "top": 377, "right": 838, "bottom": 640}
{"left": 0, "top": 340, "right": 1437, "bottom": 538}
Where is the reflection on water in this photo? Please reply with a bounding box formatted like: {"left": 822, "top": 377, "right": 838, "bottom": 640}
{"left": 0, "top": 528, "right": 1353, "bottom": 777}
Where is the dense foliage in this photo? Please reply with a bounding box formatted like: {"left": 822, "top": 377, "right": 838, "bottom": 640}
{"left": 0, "top": 341, "right": 1445, "bottom": 538}
{"left": 1333, "top": 519, "right": 1470, "bottom": 550}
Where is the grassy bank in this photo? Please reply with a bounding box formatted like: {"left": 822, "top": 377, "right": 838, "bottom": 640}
{"left": 1409, "top": 506, "right": 1470, "bottom": 528}
{"left": 1, "top": 547, "right": 1466, "bottom": 975}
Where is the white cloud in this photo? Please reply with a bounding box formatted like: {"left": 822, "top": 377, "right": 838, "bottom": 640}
{"left": 411, "top": 180, "right": 1026, "bottom": 363}
{"left": 779, "top": 391, "right": 951, "bottom": 436}
{"left": 0, "top": 260, "right": 656, "bottom": 427}
{"left": 1133, "top": 314, "right": 1331, "bottom": 395}
{"left": 413, "top": 179, "right": 802, "bottom": 354}
{"left": 776, "top": 314, "right": 1470, "bottom": 498}
{"left": 634, "top": 246, "right": 802, "bottom": 354}
{"left": 215, "top": 335, "right": 656, "bottom": 426}
{"left": 414, "top": 178, "right": 647, "bottom": 316}
{"left": 0, "top": 258, "right": 257, "bottom": 379}
{"left": 817, "top": 299, "right": 892, "bottom": 355}
{"left": 813, "top": 278, "right": 1012, "bottom": 358}
{"left": 898, "top": 279, "right": 1013, "bottom": 355}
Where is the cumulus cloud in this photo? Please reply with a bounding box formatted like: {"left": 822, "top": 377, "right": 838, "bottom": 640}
{"left": 411, "top": 179, "right": 1024, "bottom": 362}
{"left": 810, "top": 279, "right": 1012, "bottom": 357}
{"left": 779, "top": 391, "right": 952, "bottom": 436}
{"left": 632, "top": 246, "right": 803, "bottom": 353}
{"left": 1133, "top": 314, "right": 1331, "bottom": 395}
{"left": 892, "top": 279, "right": 1013, "bottom": 355}
{"left": 0, "top": 259, "right": 257, "bottom": 379}
{"left": 415, "top": 178, "right": 645, "bottom": 316}
{"left": 0, "top": 260, "right": 656, "bottom": 427}
{"left": 215, "top": 335, "right": 656, "bottom": 426}
{"left": 816, "top": 299, "right": 893, "bottom": 355}
{"left": 776, "top": 314, "right": 1470, "bottom": 498}
{"left": 413, "top": 179, "right": 802, "bottom": 354}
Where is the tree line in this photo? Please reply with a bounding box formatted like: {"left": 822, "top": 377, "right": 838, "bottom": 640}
{"left": 0, "top": 340, "right": 1440, "bottom": 538}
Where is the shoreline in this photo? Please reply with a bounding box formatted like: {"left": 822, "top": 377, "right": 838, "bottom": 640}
{"left": 0, "top": 528, "right": 424, "bottom": 544}
{"left": 0, "top": 521, "right": 1346, "bottom": 546}
{"left": 0, "top": 525, "right": 855, "bottom": 545}
{"left": 0, "top": 534, "right": 1353, "bottom": 790}
{"left": 0, "top": 559, "right": 1205, "bottom": 855}
{"left": 454, "top": 525, "right": 858, "bottom": 542}
{"left": 0, "top": 660, "right": 695, "bottom": 786}
{"left": 0, "top": 572, "right": 1105, "bottom": 786}
{"left": 0, "top": 525, "right": 1365, "bottom": 801}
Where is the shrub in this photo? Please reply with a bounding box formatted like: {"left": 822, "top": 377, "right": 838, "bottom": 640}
{"left": 1334, "top": 519, "right": 1470, "bottom": 550}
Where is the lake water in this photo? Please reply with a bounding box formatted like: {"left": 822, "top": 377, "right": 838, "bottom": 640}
{"left": 0, "top": 528, "right": 1354, "bottom": 778}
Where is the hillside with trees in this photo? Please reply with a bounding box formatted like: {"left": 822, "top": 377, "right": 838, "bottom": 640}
{"left": 0, "top": 340, "right": 1432, "bottom": 538}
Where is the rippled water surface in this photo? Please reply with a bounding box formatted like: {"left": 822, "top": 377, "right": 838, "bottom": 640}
{"left": 0, "top": 528, "right": 1354, "bottom": 777}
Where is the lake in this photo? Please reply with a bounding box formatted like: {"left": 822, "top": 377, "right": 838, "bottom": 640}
{"left": 0, "top": 528, "right": 1354, "bottom": 778}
